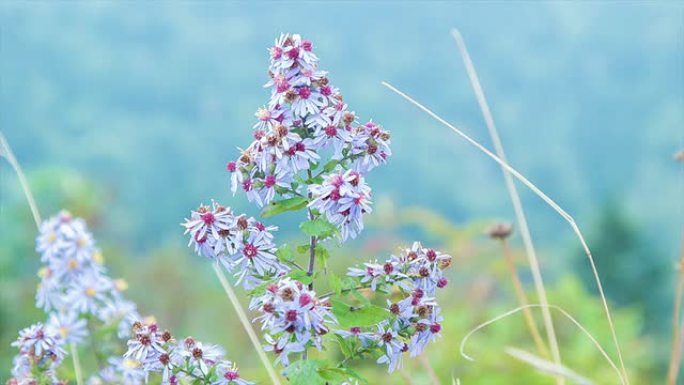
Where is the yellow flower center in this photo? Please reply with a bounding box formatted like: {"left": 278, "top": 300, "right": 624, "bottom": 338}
{"left": 123, "top": 359, "right": 142, "bottom": 369}
{"left": 92, "top": 252, "right": 104, "bottom": 265}
{"left": 85, "top": 287, "right": 97, "bottom": 297}
{"left": 47, "top": 232, "right": 57, "bottom": 243}
{"left": 67, "top": 259, "right": 78, "bottom": 270}
{"left": 59, "top": 326, "right": 69, "bottom": 338}
{"left": 114, "top": 279, "right": 128, "bottom": 291}
{"left": 77, "top": 237, "right": 88, "bottom": 247}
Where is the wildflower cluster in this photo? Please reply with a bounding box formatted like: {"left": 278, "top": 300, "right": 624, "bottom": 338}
{"left": 182, "top": 201, "right": 289, "bottom": 289}
{"left": 34, "top": 211, "right": 140, "bottom": 337}
{"left": 121, "top": 321, "right": 252, "bottom": 385}
{"left": 250, "top": 278, "right": 336, "bottom": 366}
{"left": 226, "top": 33, "right": 390, "bottom": 240}
{"left": 9, "top": 211, "right": 254, "bottom": 385}
{"left": 341, "top": 242, "right": 452, "bottom": 372}
{"left": 9, "top": 323, "right": 67, "bottom": 385}
{"left": 184, "top": 33, "right": 452, "bottom": 383}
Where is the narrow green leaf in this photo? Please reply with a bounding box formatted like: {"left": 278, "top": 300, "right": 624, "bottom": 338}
{"left": 260, "top": 196, "right": 308, "bottom": 218}
{"left": 331, "top": 298, "right": 388, "bottom": 328}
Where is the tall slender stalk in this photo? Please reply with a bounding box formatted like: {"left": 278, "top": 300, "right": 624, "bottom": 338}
{"left": 499, "top": 238, "right": 549, "bottom": 357}
{"left": 667, "top": 240, "right": 684, "bottom": 385}
{"left": 70, "top": 343, "right": 84, "bottom": 385}
{"left": 451, "top": 29, "right": 562, "bottom": 383}
{"left": 381, "top": 82, "right": 629, "bottom": 384}
{"left": 418, "top": 354, "right": 441, "bottom": 385}
{"left": 1, "top": 130, "right": 84, "bottom": 385}
{"left": 212, "top": 263, "right": 282, "bottom": 385}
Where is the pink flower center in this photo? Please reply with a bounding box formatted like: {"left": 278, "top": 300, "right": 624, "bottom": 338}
{"left": 325, "top": 125, "right": 337, "bottom": 137}
{"left": 430, "top": 323, "right": 442, "bottom": 334}
{"left": 329, "top": 189, "right": 341, "bottom": 201}
{"left": 271, "top": 47, "right": 282, "bottom": 59}
{"left": 243, "top": 244, "right": 258, "bottom": 258}
{"left": 224, "top": 371, "right": 240, "bottom": 380}
{"left": 287, "top": 47, "right": 300, "bottom": 59}
{"left": 383, "top": 262, "right": 394, "bottom": 274}
{"left": 298, "top": 87, "right": 311, "bottom": 99}
{"left": 320, "top": 86, "right": 331, "bottom": 96}
{"left": 350, "top": 327, "right": 361, "bottom": 334}
{"left": 295, "top": 142, "right": 305, "bottom": 152}
{"left": 437, "top": 277, "right": 448, "bottom": 288}
{"left": 426, "top": 249, "right": 437, "bottom": 261}
{"left": 286, "top": 310, "right": 298, "bottom": 322}
{"left": 299, "top": 293, "right": 312, "bottom": 306}
{"left": 242, "top": 180, "right": 252, "bottom": 191}
{"left": 264, "top": 175, "right": 276, "bottom": 188}
{"left": 226, "top": 161, "right": 237, "bottom": 172}
{"left": 201, "top": 212, "right": 215, "bottom": 225}
{"left": 302, "top": 40, "right": 313, "bottom": 52}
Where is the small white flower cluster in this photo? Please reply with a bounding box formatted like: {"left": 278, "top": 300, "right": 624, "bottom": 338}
{"left": 9, "top": 323, "right": 67, "bottom": 385}
{"left": 226, "top": 33, "right": 391, "bottom": 239}
{"left": 344, "top": 242, "right": 452, "bottom": 372}
{"left": 121, "top": 321, "right": 252, "bottom": 385}
{"left": 9, "top": 211, "right": 143, "bottom": 385}
{"left": 308, "top": 169, "right": 372, "bottom": 241}
{"left": 182, "top": 201, "right": 289, "bottom": 289}
{"left": 35, "top": 211, "right": 140, "bottom": 338}
{"left": 250, "top": 278, "right": 336, "bottom": 366}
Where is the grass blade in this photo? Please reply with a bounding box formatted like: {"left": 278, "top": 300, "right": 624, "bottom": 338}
{"left": 381, "top": 81, "right": 629, "bottom": 384}
{"left": 451, "top": 29, "right": 559, "bottom": 374}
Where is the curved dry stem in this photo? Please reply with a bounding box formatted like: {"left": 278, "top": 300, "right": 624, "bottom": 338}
{"left": 505, "top": 347, "right": 594, "bottom": 385}
{"left": 0, "top": 131, "right": 42, "bottom": 227}
{"left": 459, "top": 304, "right": 625, "bottom": 385}
{"left": 70, "top": 342, "right": 84, "bottom": 385}
{"left": 451, "top": 29, "right": 560, "bottom": 381}
{"left": 381, "top": 81, "right": 629, "bottom": 384}
{"left": 212, "top": 263, "right": 282, "bottom": 385}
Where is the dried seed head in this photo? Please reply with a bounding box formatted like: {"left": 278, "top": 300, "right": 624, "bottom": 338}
{"left": 487, "top": 222, "right": 513, "bottom": 240}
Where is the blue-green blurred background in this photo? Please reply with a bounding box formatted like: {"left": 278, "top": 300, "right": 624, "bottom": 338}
{"left": 1, "top": 1, "right": 683, "bottom": 384}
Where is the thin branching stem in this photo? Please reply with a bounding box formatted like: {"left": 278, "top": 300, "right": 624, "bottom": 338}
{"left": 381, "top": 81, "right": 629, "bottom": 384}
{"left": 451, "top": 29, "right": 561, "bottom": 382}
{"left": 499, "top": 238, "right": 549, "bottom": 357}
{"left": 212, "top": 263, "right": 282, "bottom": 385}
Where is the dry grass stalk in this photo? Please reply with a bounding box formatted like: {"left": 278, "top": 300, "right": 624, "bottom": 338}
{"left": 452, "top": 29, "right": 560, "bottom": 379}
{"left": 380, "top": 82, "right": 629, "bottom": 384}
{"left": 505, "top": 347, "right": 594, "bottom": 385}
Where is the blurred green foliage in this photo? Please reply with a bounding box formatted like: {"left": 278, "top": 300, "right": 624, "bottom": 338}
{"left": 0, "top": 169, "right": 667, "bottom": 383}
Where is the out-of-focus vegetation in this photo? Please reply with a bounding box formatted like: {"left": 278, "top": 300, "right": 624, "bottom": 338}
{"left": 0, "top": 170, "right": 667, "bottom": 383}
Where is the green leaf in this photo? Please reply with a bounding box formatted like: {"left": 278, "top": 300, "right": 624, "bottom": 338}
{"left": 288, "top": 360, "right": 327, "bottom": 385}
{"left": 331, "top": 298, "right": 389, "bottom": 328}
{"left": 300, "top": 217, "right": 338, "bottom": 239}
{"left": 296, "top": 244, "right": 310, "bottom": 255}
{"left": 322, "top": 159, "right": 340, "bottom": 172}
{"left": 275, "top": 244, "right": 295, "bottom": 264}
{"left": 260, "top": 196, "right": 308, "bottom": 218}
{"left": 315, "top": 244, "right": 330, "bottom": 269}
{"left": 287, "top": 270, "right": 314, "bottom": 285}
{"left": 319, "top": 367, "right": 368, "bottom": 385}
{"left": 248, "top": 270, "right": 314, "bottom": 297}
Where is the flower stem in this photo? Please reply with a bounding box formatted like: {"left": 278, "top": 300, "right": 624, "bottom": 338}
{"left": 212, "top": 263, "right": 282, "bottom": 385}
{"left": 70, "top": 342, "right": 83, "bottom": 385}
{"left": 499, "top": 238, "right": 549, "bottom": 358}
